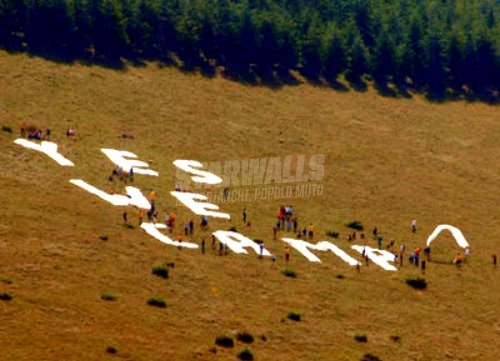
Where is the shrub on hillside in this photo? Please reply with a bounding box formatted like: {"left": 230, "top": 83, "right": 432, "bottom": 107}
{"left": 336, "top": 274, "right": 345, "bottom": 279}
{"left": 236, "top": 331, "right": 254, "bottom": 344}
{"left": 405, "top": 277, "right": 427, "bottom": 290}
{"left": 287, "top": 311, "right": 301, "bottom": 322}
{"left": 354, "top": 333, "right": 368, "bottom": 342}
{"left": 147, "top": 297, "right": 166, "bottom": 308}
{"left": 0, "top": 292, "right": 13, "bottom": 301}
{"left": 2, "top": 125, "right": 12, "bottom": 133}
{"left": 215, "top": 335, "right": 234, "bottom": 348}
{"left": 100, "top": 292, "right": 118, "bottom": 301}
{"left": 282, "top": 267, "right": 297, "bottom": 278}
{"left": 326, "top": 230, "right": 340, "bottom": 238}
{"left": 390, "top": 334, "right": 401, "bottom": 342}
{"left": 99, "top": 235, "right": 109, "bottom": 241}
{"left": 106, "top": 346, "right": 117, "bottom": 354}
{"left": 151, "top": 265, "right": 169, "bottom": 279}
{"left": 237, "top": 347, "right": 254, "bottom": 360}
{"left": 346, "top": 220, "right": 364, "bottom": 231}
{"left": 361, "top": 353, "right": 381, "bottom": 361}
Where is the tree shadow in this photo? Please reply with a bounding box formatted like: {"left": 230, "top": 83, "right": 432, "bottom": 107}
{"left": 2, "top": 45, "right": 498, "bottom": 104}
{"left": 327, "top": 79, "right": 349, "bottom": 92}
{"left": 345, "top": 76, "right": 368, "bottom": 92}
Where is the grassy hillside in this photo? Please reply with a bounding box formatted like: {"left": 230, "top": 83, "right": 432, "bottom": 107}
{"left": 0, "top": 51, "right": 499, "bottom": 361}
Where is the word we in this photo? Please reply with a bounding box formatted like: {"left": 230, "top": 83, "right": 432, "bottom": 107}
{"left": 14, "top": 139, "right": 469, "bottom": 272}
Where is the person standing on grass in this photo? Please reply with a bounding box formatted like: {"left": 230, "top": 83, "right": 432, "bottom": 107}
{"left": 411, "top": 219, "right": 417, "bottom": 233}
{"left": 421, "top": 260, "right": 426, "bottom": 275}
{"left": 492, "top": 254, "right": 497, "bottom": 266}
{"left": 464, "top": 247, "right": 470, "bottom": 262}
{"left": 454, "top": 252, "right": 463, "bottom": 268}
{"left": 308, "top": 223, "right": 314, "bottom": 239}
{"left": 259, "top": 242, "right": 264, "bottom": 258}
{"left": 424, "top": 246, "right": 431, "bottom": 261}
{"left": 201, "top": 239, "right": 206, "bottom": 254}
{"left": 284, "top": 246, "right": 291, "bottom": 262}
{"left": 242, "top": 208, "right": 247, "bottom": 223}
{"left": 177, "top": 233, "right": 183, "bottom": 249}
{"left": 123, "top": 211, "right": 128, "bottom": 224}
{"left": 211, "top": 235, "right": 217, "bottom": 250}
{"left": 189, "top": 219, "right": 194, "bottom": 235}
{"left": 138, "top": 209, "right": 145, "bottom": 225}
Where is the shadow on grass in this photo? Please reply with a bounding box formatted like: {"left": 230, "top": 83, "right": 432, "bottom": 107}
{"left": 2, "top": 45, "right": 499, "bottom": 104}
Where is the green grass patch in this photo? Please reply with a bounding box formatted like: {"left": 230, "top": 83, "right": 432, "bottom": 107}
{"left": 215, "top": 335, "right": 234, "bottom": 348}
{"left": 237, "top": 347, "right": 254, "bottom": 361}
{"left": 282, "top": 267, "right": 297, "bottom": 278}
{"left": 151, "top": 265, "right": 169, "bottom": 279}
{"left": 147, "top": 297, "right": 166, "bottom": 308}
{"left": 287, "top": 311, "right": 301, "bottom": 322}
{"left": 0, "top": 292, "right": 13, "bottom": 301}
{"left": 405, "top": 277, "right": 427, "bottom": 290}
{"left": 345, "top": 220, "right": 364, "bottom": 231}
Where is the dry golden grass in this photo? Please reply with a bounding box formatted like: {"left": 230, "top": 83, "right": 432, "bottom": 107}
{"left": 0, "top": 50, "right": 499, "bottom": 360}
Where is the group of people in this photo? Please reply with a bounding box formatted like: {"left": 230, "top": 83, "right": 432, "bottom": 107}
{"left": 20, "top": 123, "right": 76, "bottom": 141}
{"left": 20, "top": 124, "right": 51, "bottom": 140}
{"left": 119, "top": 190, "right": 494, "bottom": 270}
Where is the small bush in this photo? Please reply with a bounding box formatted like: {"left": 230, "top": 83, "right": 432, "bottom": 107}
{"left": 237, "top": 348, "right": 254, "bottom": 361}
{"left": 229, "top": 226, "right": 237, "bottom": 232}
{"left": 405, "top": 277, "right": 427, "bottom": 290}
{"left": 287, "top": 311, "right": 301, "bottom": 322}
{"left": 0, "top": 292, "right": 13, "bottom": 301}
{"left": 147, "top": 297, "right": 166, "bottom": 308}
{"left": 326, "top": 230, "right": 339, "bottom": 238}
{"left": 151, "top": 265, "right": 169, "bottom": 279}
{"left": 390, "top": 334, "right": 401, "bottom": 342}
{"left": 2, "top": 125, "right": 12, "bottom": 133}
{"left": 99, "top": 235, "right": 109, "bottom": 241}
{"left": 101, "top": 292, "right": 117, "bottom": 301}
{"left": 165, "top": 262, "right": 175, "bottom": 268}
{"left": 236, "top": 331, "right": 254, "bottom": 344}
{"left": 346, "top": 220, "right": 364, "bottom": 231}
{"left": 336, "top": 274, "right": 345, "bottom": 279}
{"left": 106, "top": 346, "right": 117, "bottom": 354}
{"left": 354, "top": 334, "right": 368, "bottom": 342}
{"left": 360, "top": 353, "right": 381, "bottom": 361}
{"left": 282, "top": 267, "right": 297, "bottom": 278}
{"left": 215, "top": 335, "right": 234, "bottom": 348}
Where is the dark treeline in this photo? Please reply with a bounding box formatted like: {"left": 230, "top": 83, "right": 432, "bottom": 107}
{"left": 1, "top": 0, "right": 499, "bottom": 99}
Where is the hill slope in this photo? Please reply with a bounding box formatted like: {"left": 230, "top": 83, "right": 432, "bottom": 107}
{"left": 0, "top": 51, "right": 499, "bottom": 361}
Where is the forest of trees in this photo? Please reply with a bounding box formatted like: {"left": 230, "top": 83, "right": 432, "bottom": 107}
{"left": 0, "top": 0, "right": 499, "bottom": 99}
